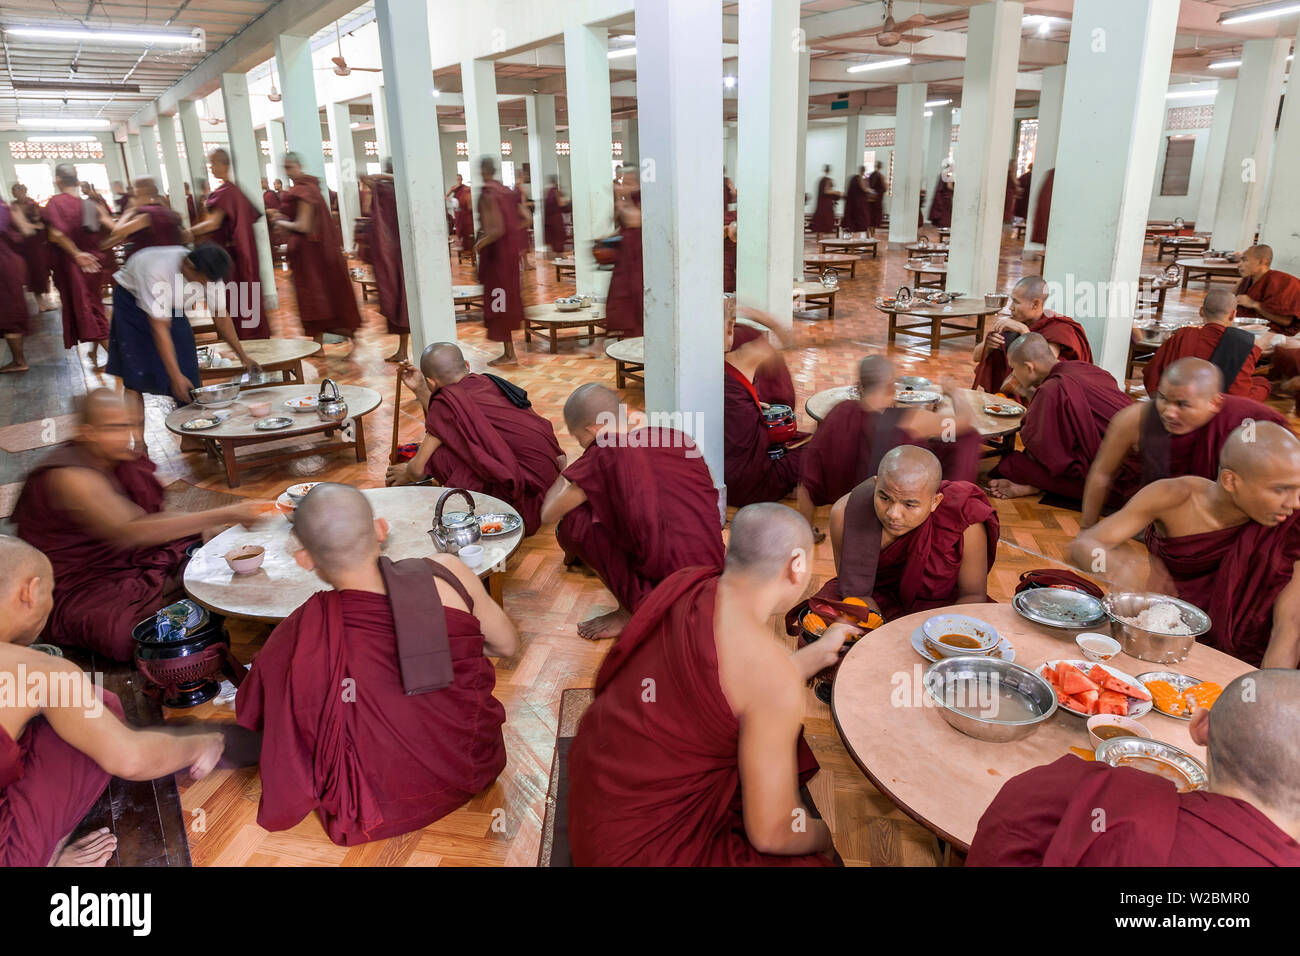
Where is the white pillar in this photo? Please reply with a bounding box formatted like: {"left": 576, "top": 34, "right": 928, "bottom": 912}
{"left": 125, "top": 132, "right": 145, "bottom": 182}
{"left": 375, "top": 0, "right": 456, "bottom": 352}
{"left": 1043, "top": 0, "right": 1179, "bottom": 379}
{"left": 178, "top": 100, "right": 208, "bottom": 189}
{"left": 0, "top": 146, "right": 17, "bottom": 198}
{"left": 138, "top": 124, "right": 164, "bottom": 190}
{"left": 1195, "top": 81, "right": 1235, "bottom": 231}
{"left": 737, "top": 0, "right": 799, "bottom": 322}
{"left": 156, "top": 113, "right": 188, "bottom": 216}
{"left": 219, "top": 71, "right": 279, "bottom": 311}
{"left": 946, "top": 1, "right": 1022, "bottom": 297}
{"left": 622, "top": 117, "right": 639, "bottom": 167}
{"left": 526, "top": 94, "right": 559, "bottom": 253}
{"left": 889, "top": 83, "right": 927, "bottom": 245}
{"left": 274, "top": 33, "right": 328, "bottom": 198}
{"left": 792, "top": 47, "right": 810, "bottom": 266}
{"left": 843, "top": 113, "right": 867, "bottom": 198}
{"left": 923, "top": 105, "right": 952, "bottom": 221}
{"left": 461, "top": 57, "right": 502, "bottom": 237}
{"left": 1024, "top": 63, "right": 1065, "bottom": 254}
{"left": 1260, "top": 72, "right": 1300, "bottom": 275}
{"left": 636, "top": 0, "right": 725, "bottom": 490}
{"left": 1210, "top": 38, "right": 1289, "bottom": 251}
{"left": 370, "top": 85, "right": 389, "bottom": 160}
{"left": 266, "top": 119, "right": 287, "bottom": 185}
{"left": 326, "top": 102, "right": 358, "bottom": 249}
{"left": 563, "top": 22, "right": 615, "bottom": 296}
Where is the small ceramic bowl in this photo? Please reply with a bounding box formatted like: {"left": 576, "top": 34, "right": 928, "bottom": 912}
{"left": 224, "top": 545, "right": 265, "bottom": 574}
{"left": 1076, "top": 632, "right": 1122, "bottom": 663}
{"left": 1086, "top": 714, "right": 1153, "bottom": 750}
{"left": 458, "top": 544, "right": 485, "bottom": 569}
{"left": 247, "top": 400, "right": 272, "bottom": 418}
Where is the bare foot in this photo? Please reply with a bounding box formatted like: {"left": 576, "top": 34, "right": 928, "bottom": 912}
{"left": 487, "top": 354, "right": 517, "bottom": 367}
{"left": 0, "top": 362, "right": 28, "bottom": 373}
{"left": 987, "top": 478, "right": 1040, "bottom": 499}
{"left": 577, "top": 608, "right": 632, "bottom": 641}
{"left": 51, "top": 828, "right": 117, "bottom": 867}
{"left": 812, "top": 526, "right": 826, "bottom": 544}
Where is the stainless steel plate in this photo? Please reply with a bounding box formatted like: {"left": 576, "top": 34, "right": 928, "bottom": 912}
{"left": 983, "top": 401, "right": 1024, "bottom": 417}
{"left": 1135, "top": 671, "right": 1205, "bottom": 721}
{"left": 1095, "top": 737, "right": 1208, "bottom": 791}
{"left": 1013, "top": 587, "right": 1106, "bottom": 628}
{"left": 253, "top": 416, "right": 295, "bottom": 431}
{"left": 476, "top": 512, "right": 522, "bottom": 536}
{"left": 181, "top": 417, "right": 221, "bottom": 431}
{"left": 895, "top": 389, "right": 942, "bottom": 405}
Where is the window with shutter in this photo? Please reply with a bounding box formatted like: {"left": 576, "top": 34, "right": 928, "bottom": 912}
{"left": 1160, "top": 136, "right": 1195, "bottom": 196}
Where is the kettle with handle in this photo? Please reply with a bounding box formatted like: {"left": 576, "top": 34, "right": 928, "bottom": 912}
{"left": 317, "top": 379, "right": 348, "bottom": 422}
{"left": 429, "top": 488, "right": 482, "bottom": 554}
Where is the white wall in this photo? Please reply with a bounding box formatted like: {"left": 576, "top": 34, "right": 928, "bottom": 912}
{"left": 0, "top": 132, "right": 126, "bottom": 202}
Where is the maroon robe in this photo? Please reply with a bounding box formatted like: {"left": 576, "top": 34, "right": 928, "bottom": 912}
{"left": 281, "top": 174, "right": 362, "bottom": 338}
{"left": 568, "top": 567, "right": 833, "bottom": 867}
{"left": 203, "top": 181, "right": 269, "bottom": 339}
{"left": 992, "top": 361, "right": 1134, "bottom": 500}
{"left": 808, "top": 176, "right": 836, "bottom": 233}
{"left": 1143, "top": 323, "right": 1269, "bottom": 402}
{"left": 1146, "top": 510, "right": 1300, "bottom": 667}
{"left": 236, "top": 574, "right": 506, "bottom": 846}
{"left": 556, "top": 429, "right": 723, "bottom": 612}
{"left": 41, "top": 192, "right": 108, "bottom": 348}
{"left": 452, "top": 184, "right": 474, "bottom": 251}
{"left": 723, "top": 227, "right": 737, "bottom": 294}
{"left": 125, "top": 203, "right": 183, "bottom": 255}
{"left": 1236, "top": 269, "right": 1300, "bottom": 333}
{"left": 186, "top": 193, "right": 199, "bottom": 226}
{"left": 543, "top": 186, "right": 567, "bottom": 253}
{"left": 969, "top": 755, "right": 1300, "bottom": 866}
{"left": 1013, "top": 171, "right": 1032, "bottom": 219}
{"left": 14, "top": 197, "right": 50, "bottom": 296}
{"left": 12, "top": 444, "right": 194, "bottom": 660}
{"left": 728, "top": 324, "right": 796, "bottom": 408}
{"left": 511, "top": 184, "right": 530, "bottom": 250}
{"left": 841, "top": 175, "right": 870, "bottom": 232}
{"left": 423, "top": 374, "right": 563, "bottom": 535}
{"left": 604, "top": 226, "right": 643, "bottom": 337}
{"left": 1030, "top": 169, "right": 1054, "bottom": 244}
{"left": 866, "top": 170, "right": 887, "bottom": 229}
{"left": 0, "top": 691, "right": 124, "bottom": 867}
{"left": 475, "top": 181, "right": 524, "bottom": 343}
{"left": 928, "top": 176, "right": 953, "bottom": 228}
{"left": 0, "top": 205, "right": 29, "bottom": 334}
{"left": 1139, "top": 396, "right": 1287, "bottom": 487}
{"left": 368, "top": 178, "right": 408, "bottom": 334}
{"left": 972, "top": 309, "right": 1093, "bottom": 394}
{"left": 1003, "top": 169, "right": 1018, "bottom": 224}
{"left": 724, "top": 363, "right": 802, "bottom": 507}
{"left": 262, "top": 189, "right": 281, "bottom": 214}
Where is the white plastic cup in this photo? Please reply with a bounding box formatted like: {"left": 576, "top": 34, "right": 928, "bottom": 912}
{"left": 458, "top": 545, "right": 485, "bottom": 569}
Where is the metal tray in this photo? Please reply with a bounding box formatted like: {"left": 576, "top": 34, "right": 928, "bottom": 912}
{"left": 1013, "top": 587, "right": 1106, "bottom": 629}
{"left": 476, "top": 512, "right": 522, "bottom": 536}
{"left": 1135, "top": 671, "right": 1205, "bottom": 721}
{"left": 254, "top": 416, "right": 295, "bottom": 431}
{"left": 1095, "top": 737, "right": 1208, "bottom": 792}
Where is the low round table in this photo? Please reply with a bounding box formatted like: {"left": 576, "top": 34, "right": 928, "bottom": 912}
{"left": 606, "top": 336, "right": 644, "bottom": 388}
{"left": 804, "top": 385, "right": 1023, "bottom": 454}
{"left": 793, "top": 280, "right": 838, "bottom": 318}
{"left": 1155, "top": 234, "right": 1209, "bottom": 261}
{"left": 524, "top": 302, "right": 608, "bottom": 353}
{"left": 453, "top": 284, "right": 484, "bottom": 315}
{"left": 198, "top": 338, "right": 322, "bottom": 389}
{"left": 1177, "top": 257, "right": 1242, "bottom": 289}
{"left": 165, "top": 384, "right": 381, "bottom": 488}
{"left": 817, "top": 236, "right": 878, "bottom": 258}
{"left": 903, "top": 242, "right": 949, "bottom": 259}
{"left": 878, "top": 297, "right": 1001, "bottom": 353}
{"left": 832, "top": 602, "right": 1252, "bottom": 852}
{"left": 804, "top": 252, "right": 862, "bottom": 278}
{"left": 551, "top": 257, "right": 576, "bottom": 281}
{"left": 904, "top": 261, "right": 947, "bottom": 289}
{"left": 183, "top": 486, "right": 524, "bottom": 622}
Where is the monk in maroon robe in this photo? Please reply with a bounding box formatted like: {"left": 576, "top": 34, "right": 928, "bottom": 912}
{"left": 99, "top": 177, "right": 183, "bottom": 259}
{"left": 604, "top": 196, "right": 643, "bottom": 338}
{"left": 970, "top": 675, "right": 1300, "bottom": 864}
{"left": 1081, "top": 358, "right": 1287, "bottom": 528}
{"left": 0, "top": 202, "right": 35, "bottom": 373}
{"left": 988, "top": 333, "right": 1136, "bottom": 502}
{"left": 184, "top": 182, "right": 201, "bottom": 227}
{"left": 866, "top": 162, "right": 887, "bottom": 234}
{"left": 541, "top": 384, "right": 724, "bottom": 640}
{"left": 42, "top": 164, "right": 110, "bottom": 362}
{"left": 11, "top": 391, "right": 268, "bottom": 660}
{"left": 808, "top": 165, "right": 838, "bottom": 235}
{"left": 386, "top": 343, "right": 563, "bottom": 535}
{"left": 928, "top": 169, "right": 953, "bottom": 228}
{"left": 1235, "top": 244, "right": 1300, "bottom": 334}
{"left": 727, "top": 302, "right": 796, "bottom": 408}
{"left": 542, "top": 176, "right": 568, "bottom": 254}
{"left": 723, "top": 219, "right": 737, "bottom": 293}
{"left": 269, "top": 153, "right": 362, "bottom": 346}
{"left": 972, "top": 275, "right": 1093, "bottom": 395}
{"left": 1073, "top": 421, "right": 1300, "bottom": 668}
{"left": 1029, "top": 168, "right": 1054, "bottom": 244}
{"left": 236, "top": 484, "right": 518, "bottom": 846}
{"left": 1013, "top": 166, "right": 1032, "bottom": 219}
{"left": 474, "top": 158, "right": 524, "bottom": 365}
{"left": 11, "top": 185, "right": 50, "bottom": 304}
{"left": 448, "top": 175, "right": 474, "bottom": 252}
{"left": 841, "top": 166, "right": 870, "bottom": 233}
{"left": 361, "top": 164, "right": 409, "bottom": 363}
{"left": 189, "top": 149, "right": 269, "bottom": 339}
{"left": 260, "top": 178, "right": 281, "bottom": 215}
{"left": 569, "top": 505, "right": 849, "bottom": 866}
{"left": 1143, "top": 288, "right": 1268, "bottom": 402}
{"left": 1003, "top": 163, "right": 1018, "bottom": 224}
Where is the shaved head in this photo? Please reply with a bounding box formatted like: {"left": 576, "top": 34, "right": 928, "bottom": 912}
{"left": 1013, "top": 275, "right": 1048, "bottom": 301}
{"left": 293, "top": 483, "right": 379, "bottom": 573}
{"left": 1161, "top": 357, "right": 1223, "bottom": 396}
{"left": 1246, "top": 244, "right": 1274, "bottom": 267}
{"left": 564, "top": 383, "right": 620, "bottom": 433}
{"left": 0, "top": 536, "right": 53, "bottom": 645}
{"left": 418, "top": 342, "right": 469, "bottom": 385}
{"left": 207, "top": 148, "right": 230, "bottom": 165}
{"left": 877, "top": 445, "right": 942, "bottom": 496}
{"left": 1202, "top": 288, "right": 1236, "bottom": 322}
{"left": 79, "top": 388, "right": 128, "bottom": 426}
{"left": 0, "top": 536, "right": 51, "bottom": 596}
{"left": 1220, "top": 421, "right": 1300, "bottom": 478}
{"left": 55, "top": 163, "right": 78, "bottom": 186}
{"left": 1208, "top": 671, "right": 1300, "bottom": 815}
{"left": 133, "top": 176, "right": 157, "bottom": 196}
{"left": 857, "top": 355, "right": 895, "bottom": 394}
{"left": 725, "top": 503, "right": 814, "bottom": 578}
{"left": 872, "top": 446, "right": 944, "bottom": 536}
{"left": 1006, "top": 331, "right": 1056, "bottom": 367}
{"left": 1219, "top": 421, "right": 1300, "bottom": 526}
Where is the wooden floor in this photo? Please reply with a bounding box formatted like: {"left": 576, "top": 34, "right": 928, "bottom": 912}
{"left": 5, "top": 226, "right": 1288, "bottom": 867}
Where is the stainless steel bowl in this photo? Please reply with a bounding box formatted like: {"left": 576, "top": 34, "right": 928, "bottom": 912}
{"left": 895, "top": 375, "right": 933, "bottom": 391}
{"left": 1102, "top": 592, "right": 1210, "bottom": 664}
{"left": 984, "top": 293, "right": 1009, "bottom": 309}
{"left": 923, "top": 657, "right": 1058, "bottom": 743}
{"left": 1133, "top": 320, "right": 1179, "bottom": 346}
{"left": 191, "top": 382, "right": 240, "bottom": 407}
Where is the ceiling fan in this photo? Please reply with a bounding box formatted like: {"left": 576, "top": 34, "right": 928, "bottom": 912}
{"left": 329, "top": 23, "right": 381, "bottom": 76}
{"left": 871, "top": 0, "right": 932, "bottom": 48}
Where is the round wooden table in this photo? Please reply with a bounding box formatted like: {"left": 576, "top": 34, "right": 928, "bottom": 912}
{"left": 832, "top": 602, "right": 1252, "bottom": 852}
{"left": 183, "top": 486, "right": 524, "bottom": 623}
{"left": 804, "top": 385, "right": 1023, "bottom": 453}
{"left": 804, "top": 252, "right": 862, "bottom": 278}
{"left": 816, "top": 236, "right": 878, "bottom": 258}
{"left": 524, "top": 302, "right": 608, "bottom": 353}
{"left": 453, "top": 284, "right": 484, "bottom": 315}
{"left": 165, "top": 384, "right": 381, "bottom": 488}
{"left": 197, "top": 338, "right": 321, "bottom": 389}
{"left": 551, "top": 257, "right": 576, "bottom": 281}
{"left": 1155, "top": 234, "right": 1209, "bottom": 262}
{"left": 606, "top": 336, "right": 644, "bottom": 388}
{"left": 878, "top": 297, "right": 1001, "bottom": 353}
{"left": 1177, "top": 257, "right": 1242, "bottom": 289}
{"left": 793, "top": 280, "right": 838, "bottom": 318}
{"left": 904, "top": 261, "right": 947, "bottom": 289}
{"left": 903, "top": 242, "right": 949, "bottom": 259}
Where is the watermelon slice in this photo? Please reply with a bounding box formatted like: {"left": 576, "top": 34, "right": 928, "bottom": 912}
{"left": 1056, "top": 662, "right": 1100, "bottom": 696}
{"left": 1097, "top": 670, "right": 1151, "bottom": 702}
{"left": 1097, "top": 690, "right": 1129, "bottom": 716}
{"left": 1087, "top": 664, "right": 1110, "bottom": 687}
{"left": 1069, "top": 689, "right": 1100, "bottom": 715}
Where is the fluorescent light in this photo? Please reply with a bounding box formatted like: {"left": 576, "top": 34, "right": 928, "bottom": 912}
{"left": 1166, "top": 89, "right": 1217, "bottom": 100}
{"left": 350, "top": 122, "right": 361, "bottom": 129}
{"left": 847, "top": 56, "right": 911, "bottom": 74}
{"left": 19, "top": 117, "right": 111, "bottom": 129}
{"left": 924, "top": 111, "right": 933, "bottom": 117}
{"left": 1219, "top": 1, "right": 1300, "bottom": 25}
{"left": 1208, "top": 59, "right": 1243, "bottom": 70}
{"left": 27, "top": 134, "right": 94, "bottom": 142}
{"left": 6, "top": 25, "right": 200, "bottom": 46}
{"left": 431, "top": 87, "right": 440, "bottom": 98}
{"left": 723, "top": 75, "right": 736, "bottom": 88}
{"left": 925, "top": 98, "right": 951, "bottom": 107}
{"left": 607, "top": 47, "right": 636, "bottom": 60}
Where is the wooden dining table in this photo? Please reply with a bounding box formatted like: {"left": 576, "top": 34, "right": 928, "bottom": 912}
{"left": 804, "top": 385, "right": 1024, "bottom": 455}
{"left": 804, "top": 252, "right": 862, "bottom": 278}
{"left": 877, "top": 296, "right": 1001, "bottom": 353}
{"left": 197, "top": 338, "right": 321, "bottom": 389}
{"left": 816, "top": 236, "right": 879, "bottom": 258}
{"left": 1177, "top": 257, "right": 1243, "bottom": 289}
{"left": 832, "top": 601, "right": 1252, "bottom": 853}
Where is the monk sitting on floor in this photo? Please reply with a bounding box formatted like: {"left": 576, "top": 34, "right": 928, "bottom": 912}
{"left": 987, "top": 332, "right": 1135, "bottom": 502}
{"left": 0, "top": 537, "right": 224, "bottom": 867}
{"left": 1236, "top": 243, "right": 1300, "bottom": 334}
{"left": 1080, "top": 357, "right": 1287, "bottom": 528}
{"left": 1142, "top": 288, "right": 1268, "bottom": 403}
{"left": 11, "top": 390, "right": 268, "bottom": 660}
{"left": 796, "top": 355, "right": 980, "bottom": 541}
{"left": 236, "top": 484, "right": 519, "bottom": 846}
{"left": 540, "top": 384, "right": 724, "bottom": 641}
{"left": 385, "top": 342, "right": 564, "bottom": 535}
{"left": 1071, "top": 422, "right": 1300, "bottom": 668}
{"left": 971, "top": 275, "right": 1093, "bottom": 396}
{"left": 567, "top": 504, "right": 852, "bottom": 866}
{"left": 812, "top": 446, "right": 998, "bottom": 620}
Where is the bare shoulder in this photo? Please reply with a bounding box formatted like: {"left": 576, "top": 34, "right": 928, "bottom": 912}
{"left": 1129, "top": 475, "right": 1204, "bottom": 512}
{"left": 1110, "top": 402, "right": 1142, "bottom": 432}
{"left": 0, "top": 643, "right": 88, "bottom": 681}
{"left": 716, "top": 627, "right": 803, "bottom": 718}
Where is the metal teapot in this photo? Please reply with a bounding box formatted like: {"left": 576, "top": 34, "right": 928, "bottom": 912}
{"left": 429, "top": 488, "right": 482, "bottom": 554}
{"left": 317, "top": 379, "right": 348, "bottom": 422}
{"left": 896, "top": 285, "right": 914, "bottom": 308}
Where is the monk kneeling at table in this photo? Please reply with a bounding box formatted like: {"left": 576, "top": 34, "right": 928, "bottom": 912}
{"left": 1071, "top": 422, "right": 1300, "bottom": 669}
{"left": 12, "top": 391, "right": 268, "bottom": 660}
{"left": 813, "top": 446, "right": 997, "bottom": 620}
{"left": 568, "top": 504, "right": 853, "bottom": 866}
{"left": 1143, "top": 289, "right": 1268, "bottom": 403}
{"left": 541, "top": 384, "right": 724, "bottom": 641}
{"left": 0, "top": 537, "right": 225, "bottom": 866}
{"left": 236, "top": 484, "right": 520, "bottom": 846}
{"left": 797, "top": 355, "right": 979, "bottom": 541}
{"left": 971, "top": 276, "right": 1093, "bottom": 397}
{"left": 385, "top": 342, "right": 564, "bottom": 535}
{"left": 1080, "top": 358, "right": 1287, "bottom": 528}
{"left": 1236, "top": 244, "right": 1300, "bottom": 334}
{"left": 969, "top": 671, "right": 1300, "bottom": 866}
{"left": 988, "top": 333, "right": 1136, "bottom": 502}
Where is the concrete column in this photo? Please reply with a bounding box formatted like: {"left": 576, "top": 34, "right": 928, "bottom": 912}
{"left": 266, "top": 119, "right": 287, "bottom": 186}
{"left": 525, "top": 93, "right": 559, "bottom": 253}
{"left": 946, "top": 1, "right": 1023, "bottom": 297}
{"left": 138, "top": 123, "right": 165, "bottom": 194}
{"left": 1195, "top": 82, "right": 1235, "bottom": 231}
{"left": 843, "top": 112, "right": 867, "bottom": 199}
{"left": 923, "top": 105, "right": 952, "bottom": 222}
{"left": 326, "top": 102, "right": 358, "bottom": 249}
{"left": 793, "top": 47, "right": 810, "bottom": 265}
{"left": 219, "top": 71, "right": 279, "bottom": 311}
{"left": 636, "top": 0, "right": 725, "bottom": 490}
{"left": 124, "top": 133, "right": 144, "bottom": 182}
{"left": 736, "top": 0, "right": 800, "bottom": 321}
{"left": 1024, "top": 63, "right": 1066, "bottom": 254}
{"left": 178, "top": 99, "right": 208, "bottom": 189}
{"left": 370, "top": 84, "right": 389, "bottom": 160}
{"left": 889, "top": 83, "right": 927, "bottom": 244}
{"left": 375, "top": 0, "right": 456, "bottom": 351}
{"left": 622, "top": 117, "right": 640, "bottom": 167}
{"left": 1260, "top": 72, "right": 1300, "bottom": 274}
{"left": 563, "top": 22, "right": 616, "bottom": 296}
{"left": 1210, "top": 39, "right": 1289, "bottom": 251}
{"left": 156, "top": 113, "right": 187, "bottom": 216}
{"left": 1043, "top": 0, "right": 1179, "bottom": 378}
{"left": 461, "top": 57, "right": 502, "bottom": 236}
{"left": 274, "top": 33, "right": 328, "bottom": 199}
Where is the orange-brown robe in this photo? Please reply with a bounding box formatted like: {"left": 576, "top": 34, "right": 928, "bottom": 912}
{"left": 1142, "top": 323, "right": 1268, "bottom": 402}
{"left": 1236, "top": 269, "right": 1300, "bottom": 334}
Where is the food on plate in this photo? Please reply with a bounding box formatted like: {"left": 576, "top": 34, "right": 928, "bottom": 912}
{"left": 802, "top": 612, "right": 828, "bottom": 636}
{"left": 480, "top": 520, "right": 504, "bottom": 534}
{"left": 1039, "top": 661, "right": 1150, "bottom": 716}
{"left": 1119, "top": 601, "right": 1192, "bottom": 635}
{"left": 1147, "top": 679, "right": 1222, "bottom": 717}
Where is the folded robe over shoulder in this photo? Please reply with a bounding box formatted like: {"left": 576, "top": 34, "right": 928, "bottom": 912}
{"left": 1236, "top": 269, "right": 1300, "bottom": 334}
{"left": 723, "top": 364, "right": 802, "bottom": 507}
{"left": 424, "top": 373, "right": 563, "bottom": 535}
{"left": 556, "top": 428, "right": 723, "bottom": 612}
{"left": 972, "top": 310, "right": 1093, "bottom": 394}
{"left": 1143, "top": 324, "right": 1268, "bottom": 402}
{"left": 968, "top": 755, "right": 1300, "bottom": 866}
{"left": 567, "top": 567, "right": 832, "bottom": 866}
{"left": 1139, "top": 396, "right": 1288, "bottom": 486}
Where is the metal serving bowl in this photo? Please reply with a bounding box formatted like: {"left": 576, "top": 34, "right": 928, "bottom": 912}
{"left": 191, "top": 382, "right": 240, "bottom": 408}
{"left": 1102, "top": 592, "right": 1211, "bottom": 664}
{"left": 923, "top": 657, "right": 1058, "bottom": 743}
{"left": 984, "top": 292, "right": 1009, "bottom": 310}
{"left": 1133, "top": 319, "right": 1179, "bottom": 346}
